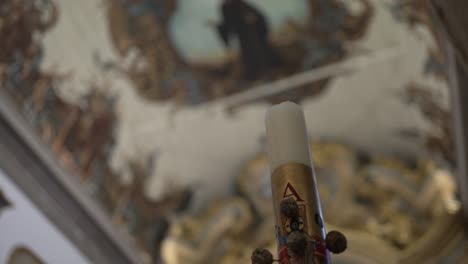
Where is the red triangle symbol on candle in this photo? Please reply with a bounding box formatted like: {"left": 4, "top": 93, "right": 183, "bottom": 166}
{"left": 283, "top": 183, "right": 304, "bottom": 202}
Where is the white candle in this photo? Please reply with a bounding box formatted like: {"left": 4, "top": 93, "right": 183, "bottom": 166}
{"left": 265, "top": 101, "right": 330, "bottom": 264}
{"left": 265, "top": 101, "right": 312, "bottom": 171}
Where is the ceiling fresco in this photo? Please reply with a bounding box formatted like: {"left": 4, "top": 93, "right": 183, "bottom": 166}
{"left": 0, "top": 0, "right": 462, "bottom": 263}
{"left": 107, "top": 0, "right": 372, "bottom": 103}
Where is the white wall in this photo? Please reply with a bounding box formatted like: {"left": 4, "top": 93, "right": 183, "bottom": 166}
{"left": 0, "top": 170, "right": 90, "bottom": 264}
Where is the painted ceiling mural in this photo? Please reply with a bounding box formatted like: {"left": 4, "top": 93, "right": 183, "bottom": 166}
{"left": 107, "top": 0, "right": 372, "bottom": 103}
{"left": 0, "top": 0, "right": 463, "bottom": 263}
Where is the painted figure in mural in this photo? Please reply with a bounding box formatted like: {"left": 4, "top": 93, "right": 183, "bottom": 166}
{"left": 216, "top": 0, "right": 281, "bottom": 80}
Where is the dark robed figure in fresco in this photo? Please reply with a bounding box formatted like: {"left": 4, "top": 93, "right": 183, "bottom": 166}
{"left": 217, "top": 0, "right": 281, "bottom": 80}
